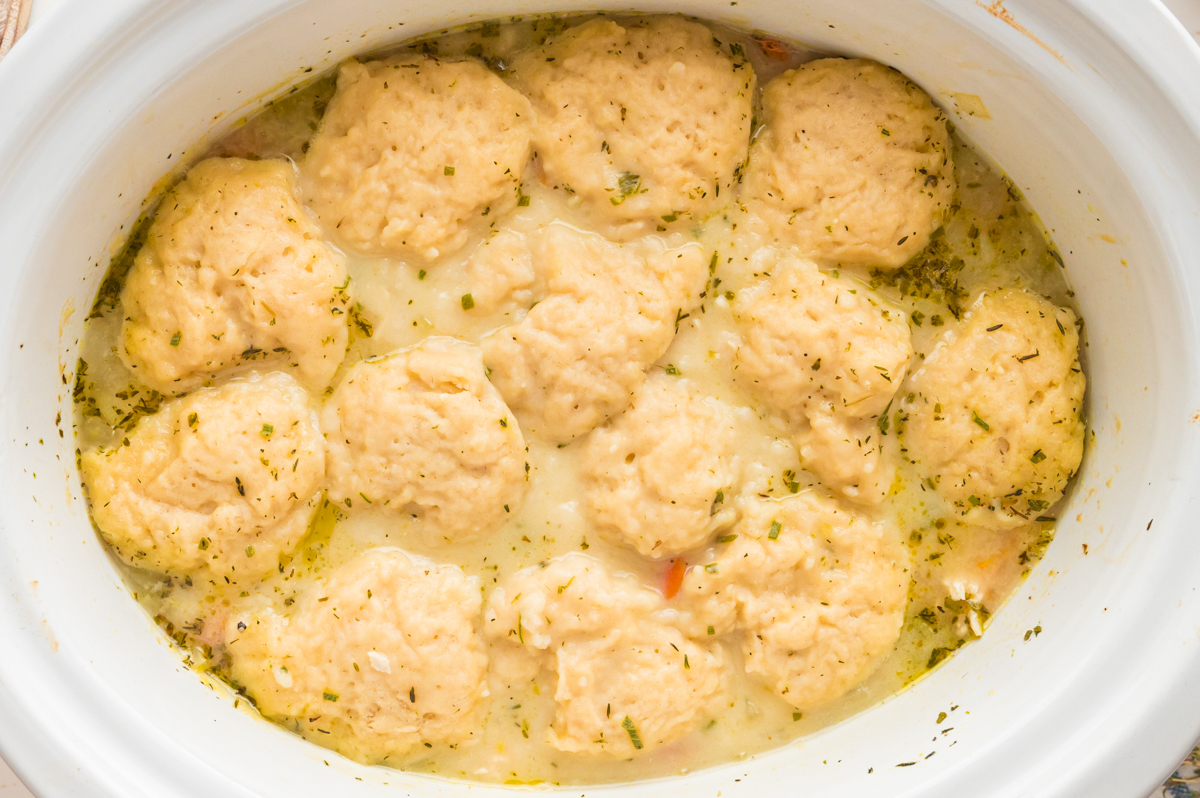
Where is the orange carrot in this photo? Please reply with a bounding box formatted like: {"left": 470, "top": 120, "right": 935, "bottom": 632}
{"left": 756, "top": 37, "right": 791, "bottom": 62}
{"left": 664, "top": 558, "right": 687, "bottom": 599}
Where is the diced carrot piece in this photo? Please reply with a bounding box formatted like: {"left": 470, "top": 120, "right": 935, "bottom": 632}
{"left": 756, "top": 37, "right": 791, "bottom": 61}
{"left": 664, "top": 558, "right": 687, "bottom": 599}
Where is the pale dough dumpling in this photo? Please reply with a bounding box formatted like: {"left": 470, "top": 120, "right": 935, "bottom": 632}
{"left": 482, "top": 223, "right": 706, "bottom": 443}
{"left": 301, "top": 56, "right": 533, "bottom": 261}
{"left": 484, "top": 554, "right": 723, "bottom": 757}
{"left": 512, "top": 16, "right": 755, "bottom": 236}
{"left": 741, "top": 58, "right": 955, "bottom": 268}
{"left": 463, "top": 229, "right": 539, "bottom": 316}
{"left": 120, "top": 158, "right": 351, "bottom": 395}
{"left": 321, "top": 337, "right": 527, "bottom": 537}
{"left": 734, "top": 255, "right": 912, "bottom": 503}
{"left": 680, "top": 491, "right": 909, "bottom": 710}
{"left": 902, "top": 288, "right": 1085, "bottom": 522}
{"left": 80, "top": 372, "right": 324, "bottom": 581}
{"left": 226, "top": 548, "right": 488, "bottom": 764}
{"left": 582, "top": 375, "right": 739, "bottom": 558}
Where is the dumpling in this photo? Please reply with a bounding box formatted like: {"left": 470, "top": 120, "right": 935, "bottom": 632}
{"left": 740, "top": 58, "right": 955, "bottom": 268}
{"left": 483, "top": 554, "right": 724, "bottom": 757}
{"left": 301, "top": 56, "right": 533, "bottom": 261}
{"left": 733, "top": 255, "right": 912, "bottom": 502}
{"left": 120, "top": 157, "right": 351, "bottom": 395}
{"left": 321, "top": 337, "right": 528, "bottom": 538}
{"left": 679, "top": 491, "right": 909, "bottom": 710}
{"left": 512, "top": 16, "right": 755, "bottom": 237}
{"left": 582, "top": 375, "right": 739, "bottom": 558}
{"left": 80, "top": 372, "right": 324, "bottom": 582}
{"left": 226, "top": 548, "right": 488, "bottom": 764}
{"left": 901, "top": 288, "right": 1085, "bottom": 522}
{"left": 482, "top": 223, "right": 706, "bottom": 443}
{"left": 463, "top": 229, "right": 539, "bottom": 316}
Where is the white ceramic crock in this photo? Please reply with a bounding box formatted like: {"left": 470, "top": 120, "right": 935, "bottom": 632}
{"left": 1, "top": 1, "right": 1199, "bottom": 796}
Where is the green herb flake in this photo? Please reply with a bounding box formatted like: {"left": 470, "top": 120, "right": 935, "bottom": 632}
{"left": 417, "top": 269, "right": 427, "bottom": 280}
{"left": 1030, "top": 449, "right": 1047, "bottom": 464}
{"left": 461, "top": 293, "right": 475, "bottom": 311}
{"left": 716, "top": 534, "right": 737, "bottom": 544}
{"left": 260, "top": 423, "right": 274, "bottom": 438}
{"left": 198, "top": 538, "right": 210, "bottom": 551}
{"left": 971, "top": 411, "right": 991, "bottom": 432}
{"left": 792, "top": 712, "right": 803, "bottom": 721}
{"left": 704, "top": 563, "right": 718, "bottom": 573}
{"left": 768, "top": 520, "right": 781, "bottom": 540}
{"left": 444, "top": 166, "right": 455, "bottom": 176}
{"left": 187, "top": 412, "right": 198, "bottom": 429}
{"left": 662, "top": 213, "right": 678, "bottom": 222}
{"left": 664, "top": 364, "right": 680, "bottom": 376}
{"left": 323, "top": 691, "right": 339, "bottom": 702}
{"left": 881, "top": 128, "right": 891, "bottom": 136}
{"left": 169, "top": 332, "right": 181, "bottom": 347}
{"left": 706, "top": 625, "right": 716, "bottom": 635}
{"left": 684, "top": 654, "right": 690, "bottom": 669}
{"left": 245, "top": 545, "right": 256, "bottom": 557}
{"left": 621, "top": 716, "right": 644, "bottom": 750}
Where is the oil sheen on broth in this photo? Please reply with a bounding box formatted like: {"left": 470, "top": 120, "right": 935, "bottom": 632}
{"left": 73, "top": 13, "right": 1085, "bottom": 786}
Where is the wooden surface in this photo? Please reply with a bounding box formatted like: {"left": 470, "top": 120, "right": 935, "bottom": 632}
{"left": 0, "top": 0, "right": 1197, "bottom": 795}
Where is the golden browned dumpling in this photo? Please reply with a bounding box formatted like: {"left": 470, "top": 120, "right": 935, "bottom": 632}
{"left": 301, "top": 56, "right": 533, "bottom": 261}
{"left": 481, "top": 223, "right": 706, "bottom": 443}
{"left": 512, "top": 16, "right": 755, "bottom": 237}
{"left": 741, "top": 58, "right": 955, "bottom": 268}
{"left": 733, "top": 255, "right": 912, "bottom": 503}
{"left": 120, "top": 158, "right": 351, "bottom": 395}
{"left": 80, "top": 372, "right": 324, "bottom": 581}
{"left": 226, "top": 548, "right": 488, "bottom": 764}
{"left": 484, "top": 554, "right": 724, "bottom": 757}
{"left": 582, "top": 375, "right": 739, "bottom": 558}
{"left": 321, "top": 337, "right": 528, "bottom": 538}
{"left": 680, "top": 491, "right": 909, "bottom": 710}
{"left": 902, "top": 288, "right": 1085, "bottom": 522}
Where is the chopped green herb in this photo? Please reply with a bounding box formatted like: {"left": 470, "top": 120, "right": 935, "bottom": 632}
{"left": 169, "top": 332, "right": 181, "bottom": 347}
{"left": 704, "top": 563, "right": 718, "bottom": 573}
{"left": 417, "top": 269, "right": 427, "bottom": 280}
{"left": 621, "top": 716, "right": 644, "bottom": 750}
{"left": 716, "top": 534, "right": 737, "bottom": 544}
{"left": 706, "top": 625, "right": 715, "bottom": 635}
{"left": 260, "top": 423, "right": 274, "bottom": 438}
{"left": 323, "top": 691, "right": 339, "bottom": 702}
{"left": 187, "top": 412, "right": 198, "bottom": 429}
{"left": 972, "top": 411, "right": 991, "bottom": 432}
{"left": 792, "top": 712, "right": 803, "bottom": 721}
{"left": 444, "top": 165, "right": 455, "bottom": 176}
{"left": 768, "top": 520, "right": 781, "bottom": 540}
{"left": 245, "top": 545, "right": 256, "bottom": 557}
{"left": 461, "top": 293, "right": 475, "bottom": 310}
{"left": 198, "top": 538, "right": 210, "bottom": 551}
{"left": 1030, "top": 449, "right": 1047, "bottom": 464}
